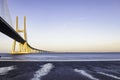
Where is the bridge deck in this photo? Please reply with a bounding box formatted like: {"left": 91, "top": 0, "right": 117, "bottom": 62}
{"left": 0, "top": 16, "right": 25, "bottom": 44}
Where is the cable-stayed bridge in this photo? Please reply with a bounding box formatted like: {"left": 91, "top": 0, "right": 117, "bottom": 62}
{"left": 0, "top": 0, "right": 48, "bottom": 54}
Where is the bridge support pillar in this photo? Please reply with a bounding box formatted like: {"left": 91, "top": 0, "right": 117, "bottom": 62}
{"left": 11, "top": 16, "right": 31, "bottom": 54}
{"left": 11, "top": 16, "right": 45, "bottom": 54}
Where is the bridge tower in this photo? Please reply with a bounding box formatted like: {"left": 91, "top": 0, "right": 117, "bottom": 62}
{"left": 11, "top": 16, "right": 37, "bottom": 54}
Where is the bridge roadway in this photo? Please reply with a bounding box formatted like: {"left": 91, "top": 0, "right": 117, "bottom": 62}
{"left": 0, "top": 16, "right": 47, "bottom": 52}
{"left": 0, "top": 16, "right": 25, "bottom": 44}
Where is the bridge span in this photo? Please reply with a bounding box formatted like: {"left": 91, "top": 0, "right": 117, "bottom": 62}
{"left": 0, "top": 0, "right": 49, "bottom": 54}
{"left": 0, "top": 16, "right": 48, "bottom": 54}
{"left": 0, "top": 16, "right": 25, "bottom": 44}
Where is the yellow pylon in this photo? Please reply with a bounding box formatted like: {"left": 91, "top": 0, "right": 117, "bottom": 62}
{"left": 11, "top": 16, "right": 32, "bottom": 54}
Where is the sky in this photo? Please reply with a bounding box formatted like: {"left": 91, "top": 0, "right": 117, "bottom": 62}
{"left": 0, "top": 0, "right": 120, "bottom": 53}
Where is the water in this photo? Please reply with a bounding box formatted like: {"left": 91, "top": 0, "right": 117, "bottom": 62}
{"left": 0, "top": 61, "right": 120, "bottom": 80}
{"left": 0, "top": 52, "right": 120, "bottom": 61}
{"left": 0, "top": 52, "right": 120, "bottom": 80}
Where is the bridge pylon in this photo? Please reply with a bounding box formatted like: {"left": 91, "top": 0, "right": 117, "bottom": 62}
{"left": 11, "top": 16, "right": 40, "bottom": 54}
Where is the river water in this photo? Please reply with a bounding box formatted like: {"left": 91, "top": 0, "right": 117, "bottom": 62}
{"left": 0, "top": 52, "right": 120, "bottom": 80}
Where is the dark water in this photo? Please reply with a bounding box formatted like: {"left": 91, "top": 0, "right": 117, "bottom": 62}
{"left": 0, "top": 52, "right": 120, "bottom": 80}
{"left": 0, "top": 61, "right": 120, "bottom": 80}
{"left": 1, "top": 52, "right": 120, "bottom": 61}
